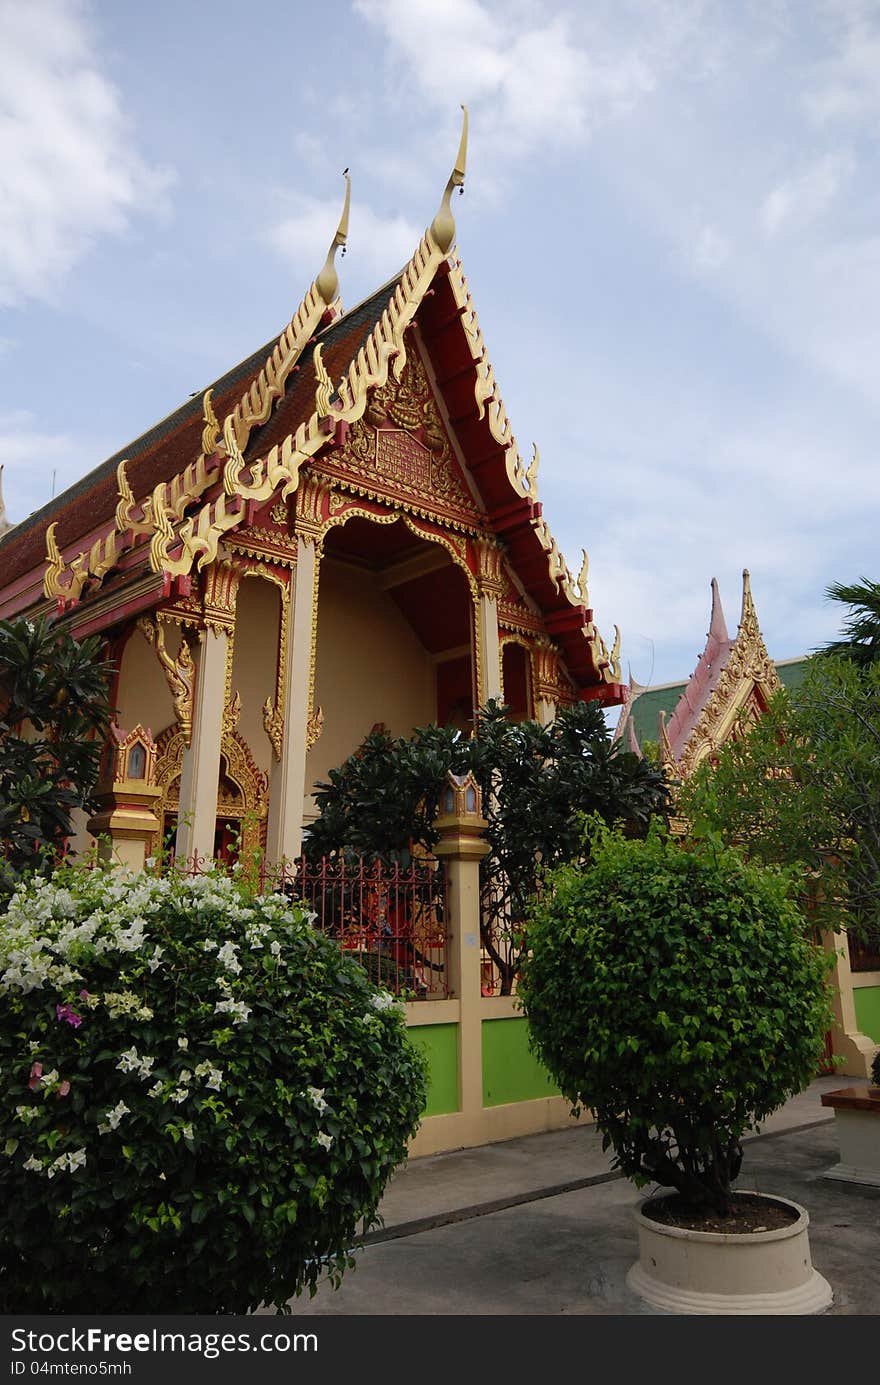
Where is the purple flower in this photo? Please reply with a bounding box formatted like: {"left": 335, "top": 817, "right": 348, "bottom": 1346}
{"left": 56, "top": 1004, "right": 82, "bottom": 1029}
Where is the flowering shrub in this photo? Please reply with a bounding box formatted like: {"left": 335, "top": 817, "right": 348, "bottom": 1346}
{"left": 0, "top": 865, "right": 427, "bottom": 1313}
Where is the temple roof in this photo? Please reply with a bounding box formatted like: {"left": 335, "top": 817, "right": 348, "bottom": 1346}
{"left": 614, "top": 573, "right": 801, "bottom": 774}
{"left": 0, "top": 120, "right": 624, "bottom": 704}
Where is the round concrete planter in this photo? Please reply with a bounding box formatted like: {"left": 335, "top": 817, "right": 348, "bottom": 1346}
{"left": 626, "top": 1191, "right": 833, "bottom": 1315}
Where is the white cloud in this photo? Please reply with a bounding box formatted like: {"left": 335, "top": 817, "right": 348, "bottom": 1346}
{"left": 0, "top": 411, "right": 97, "bottom": 525}
{"left": 0, "top": 0, "right": 172, "bottom": 305}
{"left": 266, "top": 196, "right": 422, "bottom": 294}
{"left": 354, "top": 0, "right": 659, "bottom": 160}
{"left": 760, "top": 151, "right": 853, "bottom": 237}
{"left": 694, "top": 224, "right": 730, "bottom": 271}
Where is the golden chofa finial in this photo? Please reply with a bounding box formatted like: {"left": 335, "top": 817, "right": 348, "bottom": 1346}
{"left": 316, "top": 169, "right": 352, "bottom": 306}
{"left": 430, "top": 105, "right": 468, "bottom": 255}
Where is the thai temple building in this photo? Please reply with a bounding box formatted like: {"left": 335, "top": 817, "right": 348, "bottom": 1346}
{"left": 613, "top": 571, "right": 806, "bottom": 773}
{"left": 614, "top": 571, "right": 879, "bottom": 1078}
{"left": 0, "top": 113, "right": 625, "bottom": 874}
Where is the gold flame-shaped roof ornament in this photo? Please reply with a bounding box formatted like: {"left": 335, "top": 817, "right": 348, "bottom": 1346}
{"left": 430, "top": 106, "right": 468, "bottom": 254}
{"left": 315, "top": 170, "right": 352, "bottom": 306}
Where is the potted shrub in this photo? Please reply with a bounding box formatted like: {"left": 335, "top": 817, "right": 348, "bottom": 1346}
{"left": 0, "top": 864, "right": 426, "bottom": 1313}
{"left": 518, "top": 827, "right": 835, "bottom": 1314}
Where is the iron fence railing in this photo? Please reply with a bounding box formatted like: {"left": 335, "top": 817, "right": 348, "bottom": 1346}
{"left": 164, "top": 851, "right": 448, "bottom": 1000}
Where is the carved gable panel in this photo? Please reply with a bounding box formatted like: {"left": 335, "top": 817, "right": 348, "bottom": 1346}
{"left": 317, "top": 351, "right": 484, "bottom": 529}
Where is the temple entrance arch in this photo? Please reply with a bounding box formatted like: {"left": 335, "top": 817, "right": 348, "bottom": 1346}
{"left": 305, "top": 513, "right": 477, "bottom": 819}
{"left": 153, "top": 723, "right": 268, "bottom": 862}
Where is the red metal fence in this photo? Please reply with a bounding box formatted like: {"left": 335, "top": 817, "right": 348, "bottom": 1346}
{"left": 170, "top": 851, "right": 448, "bottom": 1001}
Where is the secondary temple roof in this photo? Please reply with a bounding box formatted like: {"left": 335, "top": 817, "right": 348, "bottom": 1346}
{"left": 614, "top": 571, "right": 807, "bottom": 773}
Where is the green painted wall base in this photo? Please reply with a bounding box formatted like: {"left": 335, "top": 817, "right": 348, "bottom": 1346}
{"left": 408, "top": 1023, "right": 459, "bottom": 1116}
{"left": 854, "top": 986, "right": 880, "bottom": 1044}
{"left": 482, "top": 1016, "right": 558, "bottom": 1107}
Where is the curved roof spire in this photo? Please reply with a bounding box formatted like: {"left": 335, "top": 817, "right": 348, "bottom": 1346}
{"left": 430, "top": 106, "right": 468, "bottom": 254}
{"left": 316, "top": 169, "right": 352, "bottom": 305}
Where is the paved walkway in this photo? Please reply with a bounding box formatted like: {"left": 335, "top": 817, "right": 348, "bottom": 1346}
{"left": 287, "top": 1075, "right": 880, "bottom": 1315}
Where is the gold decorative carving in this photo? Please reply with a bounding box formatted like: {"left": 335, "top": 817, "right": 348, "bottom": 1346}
{"left": 269, "top": 501, "right": 289, "bottom": 527}
{"left": 296, "top": 473, "right": 334, "bottom": 543}
{"left": 525, "top": 443, "right": 539, "bottom": 497}
{"left": 313, "top": 343, "right": 335, "bottom": 419}
{"left": 475, "top": 537, "right": 506, "bottom": 598}
{"left": 332, "top": 353, "right": 479, "bottom": 522}
{"left": 115, "top": 460, "right": 152, "bottom": 537}
{"left": 577, "top": 549, "right": 590, "bottom": 607}
{"left": 306, "top": 705, "right": 324, "bottom": 752}
{"left": 137, "top": 616, "right": 196, "bottom": 746}
{"left": 146, "top": 206, "right": 449, "bottom": 580}
{"left": 43, "top": 523, "right": 64, "bottom": 599}
{"left": 153, "top": 722, "right": 269, "bottom": 861}
{"left": 262, "top": 698, "right": 284, "bottom": 760}
{"left": 201, "top": 389, "right": 221, "bottom": 457}
{"left": 223, "top": 689, "right": 241, "bottom": 736}
{"left": 202, "top": 559, "right": 240, "bottom": 633}
{"left": 610, "top": 624, "right": 622, "bottom": 682}
{"left": 429, "top": 105, "right": 467, "bottom": 255}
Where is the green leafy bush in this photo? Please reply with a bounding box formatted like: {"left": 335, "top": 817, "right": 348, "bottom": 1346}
{"left": 0, "top": 617, "right": 113, "bottom": 900}
{"left": 0, "top": 866, "right": 426, "bottom": 1313}
{"left": 518, "top": 828, "right": 832, "bottom": 1215}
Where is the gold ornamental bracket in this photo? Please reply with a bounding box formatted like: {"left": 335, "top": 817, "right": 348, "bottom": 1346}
{"left": 137, "top": 616, "right": 196, "bottom": 747}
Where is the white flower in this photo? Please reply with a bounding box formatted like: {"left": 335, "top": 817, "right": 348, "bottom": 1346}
{"left": 177, "top": 1037, "right": 189, "bottom": 1049}
{"left": 100, "top": 1101, "right": 130, "bottom": 1132}
{"left": 170, "top": 1087, "right": 189, "bottom": 1104}
{"left": 217, "top": 940, "right": 242, "bottom": 974}
{"left": 116, "top": 1046, "right": 141, "bottom": 1074}
{"left": 147, "top": 946, "right": 164, "bottom": 972}
{"left": 68, "top": 1147, "right": 87, "bottom": 1172}
{"left": 201, "top": 940, "right": 217, "bottom": 953}
{"left": 15, "top": 1105, "right": 38, "bottom": 1124}
{"left": 179, "top": 1070, "right": 192, "bottom": 1084}
{"left": 145, "top": 857, "right": 156, "bottom": 869}
{"left": 23, "top": 1156, "right": 44, "bottom": 1174}
{"left": 269, "top": 940, "right": 281, "bottom": 958}
{"left": 316, "top": 1132, "right": 333, "bottom": 1151}
{"left": 306, "top": 1086, "right": 329, "bottom": 1115}
{"left": 181, "top": 1123, "right": 194, "bottom": 1141}
{"left": 147, "top": 1080, "right": 164, "bottom": 1099}
{"left": 206, "top": 1068, "right": 223, "bottom": 1091}
{"left": 214, "top": 998, "right": 251, "bottom": 1026}
{"left": 370, "top": 992, "right": 398, "bottom": 1012}
{"left": 116, "top": 1045, "right": 155, "bottom": 1080}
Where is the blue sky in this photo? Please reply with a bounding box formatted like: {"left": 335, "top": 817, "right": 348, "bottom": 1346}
{"left": 1, "top": 0, "right": 878, "bottom": 686}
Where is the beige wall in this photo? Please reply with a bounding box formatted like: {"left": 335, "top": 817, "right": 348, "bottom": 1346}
{"left": 305, "top": 557, "right": 435, "bottom": 814}
{"left": 231, "top": 576, "right": 281, "bottom": 775}
{"left": 116, "top": 623, "right": 176, "bottom": 739}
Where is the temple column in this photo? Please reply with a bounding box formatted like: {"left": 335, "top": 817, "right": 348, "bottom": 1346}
{"left": 175, "top": 626, "right": 229, "bottom": 864}
{"left": 266, "top": 534, "right": 320, "bottom": 865}
{"left": 475, "top": 540, "right": 504, "bottom": 707}
{"left": 533, "top": 638, "right": 560, "bottom": 726}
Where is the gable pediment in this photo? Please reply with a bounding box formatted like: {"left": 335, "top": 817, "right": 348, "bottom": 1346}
{"left": 312, "top": 348, "right": 484, "bottom": 531}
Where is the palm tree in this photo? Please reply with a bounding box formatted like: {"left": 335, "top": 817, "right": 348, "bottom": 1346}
{"left": 817, "top": 577, "right": 880, "bottom": 669}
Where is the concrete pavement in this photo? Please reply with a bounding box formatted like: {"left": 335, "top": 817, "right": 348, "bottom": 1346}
{"left": 287, "top": 1075, "right": 880, "bottom": 1315}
